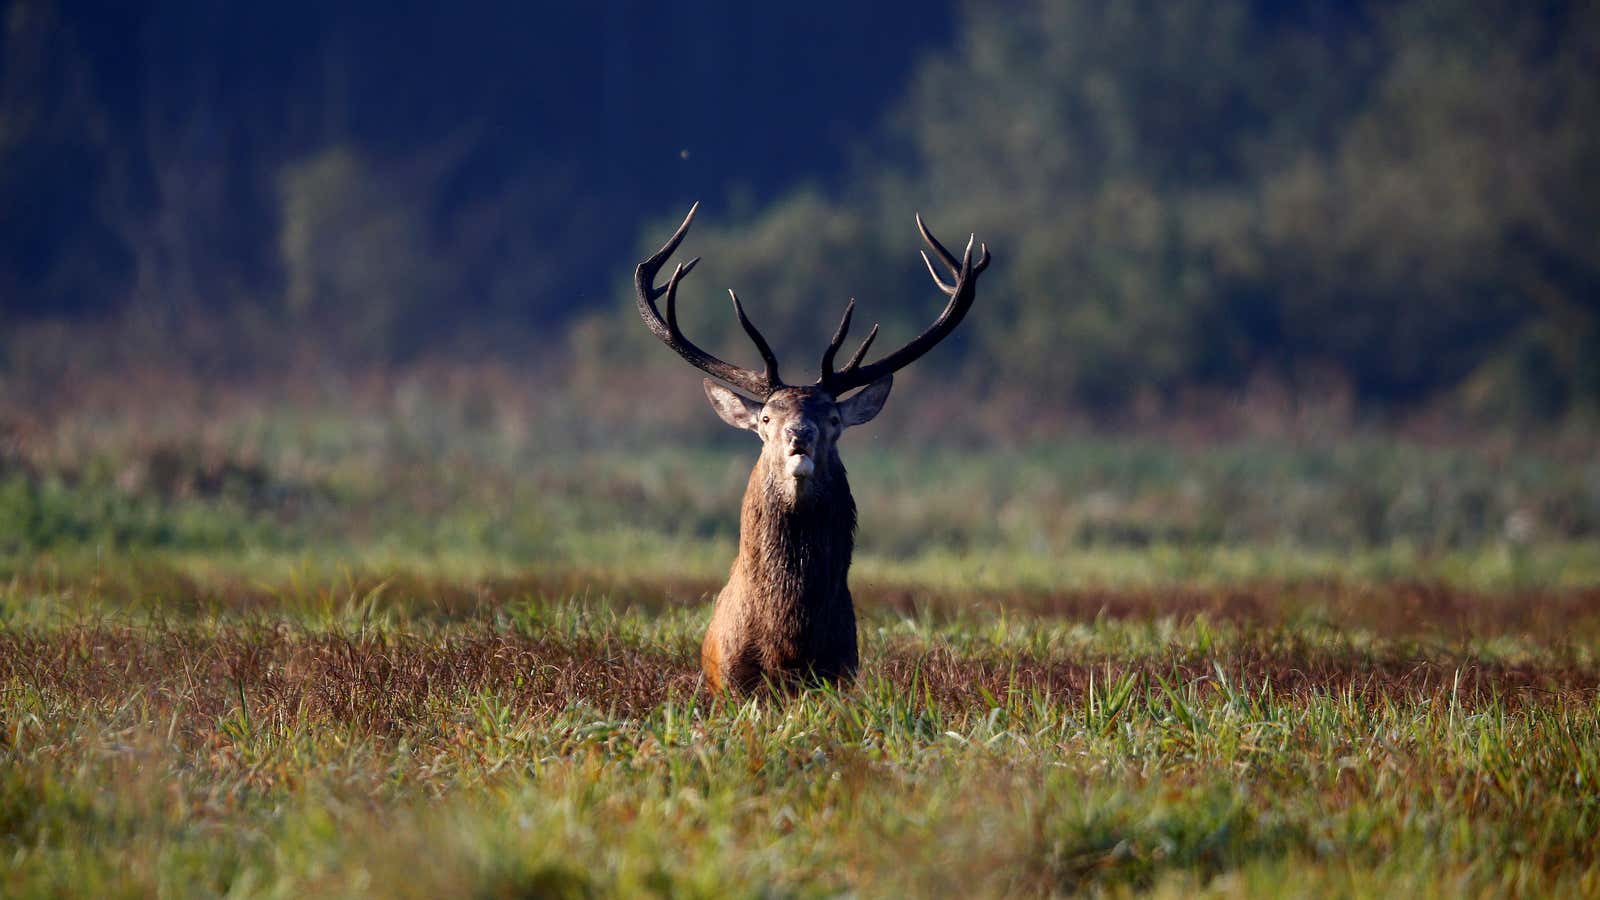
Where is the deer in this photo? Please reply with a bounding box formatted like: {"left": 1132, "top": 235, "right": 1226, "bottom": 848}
{"left": 635, "top": 203, "right": 989, "bottom": 694}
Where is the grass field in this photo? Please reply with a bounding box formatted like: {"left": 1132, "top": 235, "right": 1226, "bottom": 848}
{"left": 3, "top": 374, "right": 1598, "bottom": 895}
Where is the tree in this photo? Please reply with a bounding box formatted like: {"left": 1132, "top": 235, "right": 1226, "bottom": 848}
{"left": 604, "top": 0, "right": 1600, "bottom": 420}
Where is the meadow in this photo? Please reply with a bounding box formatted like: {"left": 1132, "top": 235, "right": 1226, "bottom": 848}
{"left": 2, "top": 370, "right": 1598, "bottom": 896}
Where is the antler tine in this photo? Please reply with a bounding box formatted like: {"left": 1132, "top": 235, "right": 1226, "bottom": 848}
{"left": 840, "top": 323, "right": 879, "bottom": 371}
{"left": 662, "top": 257, "right": 700, "bottom": 333}
{"left": 818, "top": 299, "right": 883, "bottom": 383}
{"left": 636, "top": 203, "right": 783, "bottom": 398}
{"left": 729, "top": 290, "right": 782, "bottom": 388}
{"left": 964, "top": 233, "right": 993, "bottom": 275}
{"left": 916, "top": 212, "right": 960, "bottom": 272}
{"left": 819, "top": 299, "right": 856, "bottom": 380}
{"left": 640, "top": 202, "right": 700, "bottom": 296}
{"left": 921, "top": 250, "right": 957, "bottom": 297}
{"left": 818, "top": 214, "right": 990, "bottom": 396}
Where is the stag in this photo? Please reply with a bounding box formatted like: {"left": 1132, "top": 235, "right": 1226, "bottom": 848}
{"left": 636, "top": 204, "right": 989, "bottom": 693}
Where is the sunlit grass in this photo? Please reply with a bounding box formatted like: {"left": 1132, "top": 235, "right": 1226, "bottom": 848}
{"left": 2, "top": 388, "right": 1597, "bottom": 894}
{"left": 3, "top": 585, "right": 1598, "bottom": 896}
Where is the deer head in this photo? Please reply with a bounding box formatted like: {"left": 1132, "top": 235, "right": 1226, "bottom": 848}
{"left": 635, "top": 203, "right": 990, "bottom": 504}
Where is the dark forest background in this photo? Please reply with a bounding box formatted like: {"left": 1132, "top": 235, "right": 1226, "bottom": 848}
{"left": 3, "top": 0, "right": 1597, "bottom": 425}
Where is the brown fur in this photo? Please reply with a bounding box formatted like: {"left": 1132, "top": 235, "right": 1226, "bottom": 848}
{"left": 700, "top": 386, "right": 866, "bottom": 693}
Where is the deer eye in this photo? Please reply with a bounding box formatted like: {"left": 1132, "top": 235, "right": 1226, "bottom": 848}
{"left": 761, "top": 415, "right": 770, "bottom": 424}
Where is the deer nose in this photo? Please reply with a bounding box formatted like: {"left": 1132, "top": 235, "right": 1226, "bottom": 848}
{"left": 785, "top": 423, "right": 816, "bottom": 446}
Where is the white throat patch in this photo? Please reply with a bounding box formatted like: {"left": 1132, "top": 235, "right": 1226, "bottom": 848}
{"left": 785, "top": 453, "right": 816, "bottom": 480}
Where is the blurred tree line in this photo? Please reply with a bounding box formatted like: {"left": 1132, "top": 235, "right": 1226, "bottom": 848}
{"left": 0, "top": 0, "right": 947, "bottom": 364}
{"left": 596, "top": 0, "right": 1599, "bottom": 422}
{"left": 3, "top": 0, "right": 1596, "bottom": 421}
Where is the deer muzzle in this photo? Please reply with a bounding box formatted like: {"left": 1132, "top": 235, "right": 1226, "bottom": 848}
{"left": 783, "top": 436, "right": 816, "bottom": 480}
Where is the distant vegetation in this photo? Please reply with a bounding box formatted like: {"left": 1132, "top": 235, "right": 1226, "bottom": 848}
{"left": 2, "top": 370, "right": 1596, "bottom": 590}
{"left": 591, "top": 0, "right": 1599, "bottom": 423}
{"left": 3, "top": 0, "right": 1597, "bottom": 422}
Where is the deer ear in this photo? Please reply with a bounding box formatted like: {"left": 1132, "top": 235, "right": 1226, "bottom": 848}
{"left": 838, "top": 375, "right": 893, "bottom": 427}
{"left": 704, "top": 379, "right": 764, "bottom": 431}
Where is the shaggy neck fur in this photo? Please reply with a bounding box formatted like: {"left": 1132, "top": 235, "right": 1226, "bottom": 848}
{"left": 722, "top": 447, "right": 858, "bottom": 677}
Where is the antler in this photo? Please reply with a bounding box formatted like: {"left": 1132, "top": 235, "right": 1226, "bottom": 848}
{"left": 818, "top": 214, "right": 990, "bottom": 395}
{"left": 636, "top": 203, "right": 783, "bottom": 398}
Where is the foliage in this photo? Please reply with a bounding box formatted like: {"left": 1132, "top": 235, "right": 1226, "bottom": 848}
{"left": 4, "top": 0, "right": 1596, "bottom": 420}
{"left": 595, "top": 0, "right": 1600, "bottom": 420}
{"left": 2, "top": 371, "right": 1597, "bottom": 588}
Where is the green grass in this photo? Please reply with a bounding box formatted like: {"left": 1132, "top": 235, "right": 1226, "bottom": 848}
{"left": 3, "top": 583, "right": 1598, "bottom": 897}
{"left": 2, "top": 381, "right": 1597, "bottom": 895}
{"left": 5, "top": 422, "right": 1599, "bottom": 591}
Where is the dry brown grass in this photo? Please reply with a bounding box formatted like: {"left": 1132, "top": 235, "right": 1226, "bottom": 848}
{"left": 4, "top": 614, "right": 1591, "bottom": 758}
{"left": 15, "top": 562, "right": 1600, "bottom": 640}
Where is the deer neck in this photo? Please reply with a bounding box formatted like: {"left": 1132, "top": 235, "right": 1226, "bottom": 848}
{"left": 734, "top": 452, "right": 857, "bottom": 607}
